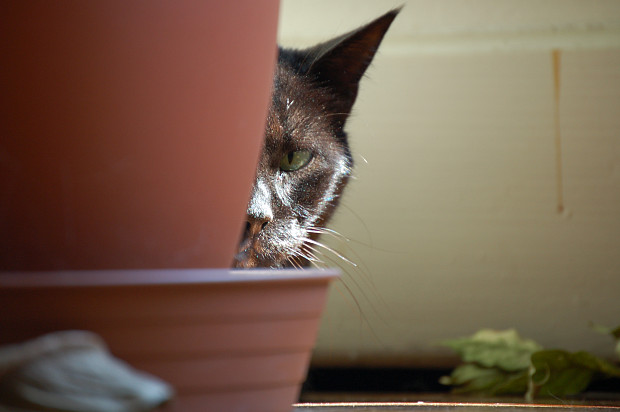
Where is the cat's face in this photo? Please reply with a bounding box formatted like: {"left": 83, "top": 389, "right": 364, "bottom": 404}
{"left": 234, "top": 65, "right": 351, "bottom": 268}
{"left": 233, "top": 9, "right": 398, "bottom": 268}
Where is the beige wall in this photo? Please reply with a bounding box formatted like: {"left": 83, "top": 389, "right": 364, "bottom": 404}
{"left": 278, "top": 0, "right": 620, "bottom": 366}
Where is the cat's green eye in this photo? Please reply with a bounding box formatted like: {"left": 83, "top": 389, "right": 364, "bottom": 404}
{"left": 280, "top": 150, "right": 312, "bottom": 172}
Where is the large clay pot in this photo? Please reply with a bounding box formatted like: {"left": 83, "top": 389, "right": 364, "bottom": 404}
{"left": 0, "top": 1, "right": 279, "bottom": 269}
{"left": 0, "top": 269, "right": 339, "bottom": 412}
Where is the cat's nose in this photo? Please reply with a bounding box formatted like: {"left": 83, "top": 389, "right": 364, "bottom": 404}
{"left": 245, "top": 215, "right": 271, "bottom": 238}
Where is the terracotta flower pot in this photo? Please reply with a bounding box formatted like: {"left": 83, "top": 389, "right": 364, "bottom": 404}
{"left": 0, "top": 269, "right": 340, "bottom": 412}
{"left": 0, "top": 1, "right": 279, "bottom": 269}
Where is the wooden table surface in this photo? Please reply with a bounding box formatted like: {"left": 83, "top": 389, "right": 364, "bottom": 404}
{"left": 293, "top": 393, "right": 620, "bottom": 411}
{"left": 293, "top": 401, "right": 620, "bottom": 411}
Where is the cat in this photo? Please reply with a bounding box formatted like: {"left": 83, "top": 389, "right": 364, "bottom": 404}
{"left": 234, "top": 9, "right": 399, "bottom": 269}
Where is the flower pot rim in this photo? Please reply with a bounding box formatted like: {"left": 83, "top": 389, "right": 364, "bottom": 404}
{"left": 0, "top": 268, "right": 340, "bottom": 289}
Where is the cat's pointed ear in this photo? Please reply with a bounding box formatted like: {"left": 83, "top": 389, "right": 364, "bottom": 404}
{"left": 304, "top": 8, "right": 400, "bottom": 120}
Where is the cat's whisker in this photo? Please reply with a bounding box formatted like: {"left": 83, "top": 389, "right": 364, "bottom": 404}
{"left": 332, "top": 280, "right": 365, "bottom": 323}
{"left": 307, "top": 226, "right": 395, "bottom": 329}
{"left": 303, "top": 238, "right": 357, "bottom": 267}
{"left": 337, "top": 278, "right": 388, "bottom": 347}
{"left": 299, "top": 245, "right": 325, "bottom": 265}
{"left": 301, "top": 245, "right": 325, "bottom": 265}
{"left": 306, "top": 226, "right": 390, "bottom": 325}
{"left": 289, "top": 256, "right": 304, "bottom": 269}
{"left": 316, "top": 251, "right": 392, "bottom": 347}
{"left": 286, "top": 242, "right": 324, "bottom": 267}
{"left": 307, "top": 226, "right": 351, "bottom": 243}
{"left": 329, "top": 273, "right": 389, "bottom": 349}
{"left": 312, "top": 262, "right": 326, "bottom": 270}
{"left": 313, "top": 228, "right": 375, "bottom": 283}
{"left": 307, "top": 254, "right": 327, "bottom": 270}
{"left": 289, "top": 250, "right": 312, "bottom": 269}
{"left": 306, "top": 227, "right": 381, "bottom": 294}
{"left": 301, "top": 240, "right": 393, "bottom": 332}
{"left": 285, "top": 254, "right": 297, "bottom": 268}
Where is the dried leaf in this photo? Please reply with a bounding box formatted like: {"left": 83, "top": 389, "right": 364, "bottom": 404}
{"left": 527, "top": 349, "right": 620, "bottom": 400}
{"left": 441, "top": 329, "right": 542, "bottom": 372}
{"left": 442, "top": 328, "right": 620, "bottom": 401}
{"left": 440, "top": 364, "right": 528, "bottom": 396}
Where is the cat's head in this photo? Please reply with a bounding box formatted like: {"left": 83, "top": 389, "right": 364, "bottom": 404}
{"left": 234, "top": 9, "right": 399, "bottom": 268}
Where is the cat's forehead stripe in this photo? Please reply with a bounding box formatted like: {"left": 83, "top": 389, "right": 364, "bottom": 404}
{"left": 286, "top": 98, "right": 294, "bottom": 111}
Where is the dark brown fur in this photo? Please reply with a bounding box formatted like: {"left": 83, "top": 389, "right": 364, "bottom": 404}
{"left": 234, "top": 9, "right": 398, "bottom": 268}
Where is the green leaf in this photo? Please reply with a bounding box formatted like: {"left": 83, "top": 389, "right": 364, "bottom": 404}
{"left": 527, "top": 349, "right": 620, "bottom": 400}
{"left": 441, "top": 327, "right": 620, "bottom": 401}
{"left": 441, "top": 329, "right": 543, "bottom": 372}
{"left": 440, "top": 364, "right": 528, "bottom": 395}
{"left": 570, "top": 350, "right": 620, "bottom": 377}
{"left": 440, "top": 364, "right": 502, "bottom": 390}
{"left": 592, "top": 324, "right": 620, "bottom": 339}
{"left": 606, "top": 325, "right": 620, "bottom": 360}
